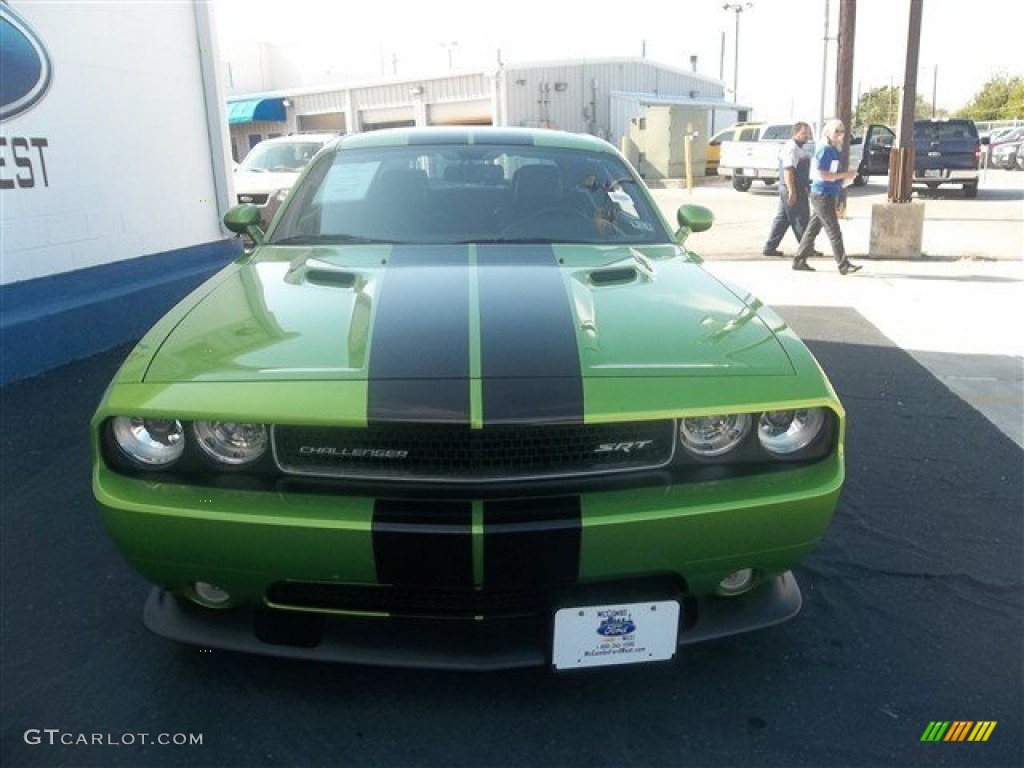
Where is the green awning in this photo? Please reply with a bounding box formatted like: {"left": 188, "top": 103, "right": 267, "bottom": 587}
{"left": 227, "top": 97, "right": 286, "bottom": 125}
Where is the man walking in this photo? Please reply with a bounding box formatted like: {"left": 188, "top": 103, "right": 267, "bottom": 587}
{"left": 763, "top": 122, "right": 814, "bottom": 257}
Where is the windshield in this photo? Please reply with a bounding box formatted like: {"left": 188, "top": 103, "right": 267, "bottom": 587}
{"left": 270, "top": 143, "right": 671, "bottom": 246}
{"left": 239, "top": 140, "right": 324, "bottom": 173}
{"left": 760, "top": 125, "right": 794, "bottom": 141}
{"left": 914, "top": 121, "right": 978, "bottom": 144}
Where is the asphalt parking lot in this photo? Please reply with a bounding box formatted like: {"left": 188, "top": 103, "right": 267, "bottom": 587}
{"left": 2, "top": 172, "right": 1022, "bottom": 768}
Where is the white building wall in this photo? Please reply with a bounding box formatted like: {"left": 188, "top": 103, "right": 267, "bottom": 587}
{"left": 1, "top": 1, "right": 228, "bottom": 286}
{"left": 502, "top": 59, "right": 724, "bottom": 142}
{"left": 224, "top": 58, "right": 729, "bottom": 155}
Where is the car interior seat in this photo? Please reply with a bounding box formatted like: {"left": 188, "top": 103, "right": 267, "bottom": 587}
{"left": 511, "top": 164, "right": 564, "bottom": 211}
{"left": 362, "top": 168, "right": 433, "bottom": 239}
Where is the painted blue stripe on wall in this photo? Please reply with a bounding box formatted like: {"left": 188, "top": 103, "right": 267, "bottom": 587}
{"left": 0, "top": 239, "right": 241, "bottom": 385}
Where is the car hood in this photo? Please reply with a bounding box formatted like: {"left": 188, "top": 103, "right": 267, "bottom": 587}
{"left": 143, "top": 243, "right": 794, "bottom": 386}
{"left": 233, "top": 169, "right": 299, "bottom": 195}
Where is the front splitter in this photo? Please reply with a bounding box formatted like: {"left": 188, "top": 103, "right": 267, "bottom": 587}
{"left": 143, "top": 572, "right": 802, "bottom": 671}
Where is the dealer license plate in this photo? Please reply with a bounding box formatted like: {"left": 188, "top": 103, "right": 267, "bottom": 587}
{"left": 923, "top": 169, "right": 942, "bottom": 178}
{"left": 552, "top": 600, "right": 680, "bottom": 670}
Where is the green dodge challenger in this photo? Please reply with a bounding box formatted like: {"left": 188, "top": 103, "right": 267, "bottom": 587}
{"left": 92, "top": 127, "right": 845, "bottom": 670}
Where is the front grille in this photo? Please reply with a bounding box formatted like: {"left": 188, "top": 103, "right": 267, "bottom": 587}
{"left": 266, "top": 582, "right": 544, "bottom": 619}
{"left": 272, "top": 421, "right": 675, "bottom": 483}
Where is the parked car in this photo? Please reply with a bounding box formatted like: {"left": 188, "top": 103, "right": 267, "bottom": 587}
{"left": 990, "top": 140, "right": 1022, "bottom": 170}
{"left": 704, "top": 121, "right": 763, "bottom": 175}
{"left": 93, "top": 127, "right": 846, "bottom": 671}
{"left": 981, "top": 126, "right": 1024, "bottom": 165}
{"left": 913, "top": 118, "right": 983, "bottom": 198}
{"left": 233, "top": 133, "right": 338, "bottom": 226}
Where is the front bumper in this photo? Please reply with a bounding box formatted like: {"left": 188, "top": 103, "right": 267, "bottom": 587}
{"left": 97, "top": 455, "right": 840, "bottom": 602}
{"left": 96, "top": 453, "right": 839, "bottom": 667}
{"left": 144, "top": 572, "right": 803, "bottom": 670}
{"left": 719, "top": 167, "right": 777, "bottom": 181}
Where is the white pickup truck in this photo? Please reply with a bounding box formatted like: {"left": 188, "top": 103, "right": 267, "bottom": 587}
{"left": 719, "top": 122, "right": 894, "bottom": 192}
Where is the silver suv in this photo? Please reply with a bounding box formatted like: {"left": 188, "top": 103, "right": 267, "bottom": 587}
{"left": 234, "top": 134, "right": 338, "bottom": 226}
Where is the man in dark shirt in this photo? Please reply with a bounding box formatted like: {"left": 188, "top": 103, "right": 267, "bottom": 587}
{"left": 762, "top": 121, "right": 815, "bottom": 257}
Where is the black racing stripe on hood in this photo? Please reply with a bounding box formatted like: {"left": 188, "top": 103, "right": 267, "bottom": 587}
{"left": 483, "top": 497, "right": 582, "bottom": 588}
{"left": 477, "top": 244, "right": 584, "bottom": 424}
{"left": 372, "top": 499, "right": 474, "bottom": 587}
{"left": 367, "top": 245, "right": 471, "bottom": 424}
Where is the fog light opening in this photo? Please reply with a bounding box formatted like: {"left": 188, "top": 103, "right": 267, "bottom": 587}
{"left": 718, "top": 568, "right": 755, "bottom": 596}
{"left": 192, "top": 581, "right": 232, "bottom": 607}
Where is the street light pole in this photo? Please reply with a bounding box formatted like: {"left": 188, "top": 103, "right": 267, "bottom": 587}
{"left": 722, "top": 3, "right": 752, "bottom": 104}
{"left": 440, "top": 41, "right": 459, "bottom": 70}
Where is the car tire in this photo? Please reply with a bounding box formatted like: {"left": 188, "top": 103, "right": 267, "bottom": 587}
{"left": 963, "top": 182, "right": 978, "bottom": 199}
{"left": 732, "top": 177, "right": 752, "bottom": 192}
{"left": 853, "top": 173, "right": 866, "bottom": 187}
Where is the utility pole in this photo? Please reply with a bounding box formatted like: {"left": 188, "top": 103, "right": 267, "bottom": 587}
{"left": 834, "top": 0, "right": 856, "bottom": 216}
{"left": 869, "top": 0, "right": 926, "bottom": 261}
{"left": 888, "top": 0, "right": 923, "bottom": 203}
{"left": 819, "top": 0, "right": 830, "bottom": 136}
{"left": 835, "top": 0, "right": 856, "bottom": 149}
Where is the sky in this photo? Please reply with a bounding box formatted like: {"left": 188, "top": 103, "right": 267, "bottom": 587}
{"left": 213, "top": 0, "right": 1024, "bottom": 121}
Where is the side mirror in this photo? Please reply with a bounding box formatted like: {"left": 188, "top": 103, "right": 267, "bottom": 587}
{"left": 675, "top": 204, "right": 713, "bottom": 253}
{"left": 224, "top": 204, "right": 266, "bottom": 246}
{"left": 981, "top": 136, "right": 990, "bottom": 145}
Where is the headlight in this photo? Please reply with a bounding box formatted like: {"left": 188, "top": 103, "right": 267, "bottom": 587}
{"left": 111, "top": 417, "right": 185, "bottom": 467}
{"left": 193, "top": 421, "right": 268, "bottom": 466}
{"left": 679, "top": 413, "right": 752, "bottom": 457}
{"left": 272, "top": 188, "right": 290, "bottom": 203}
{"left": 757, "top": 408, "right": 826, "bottom": 455}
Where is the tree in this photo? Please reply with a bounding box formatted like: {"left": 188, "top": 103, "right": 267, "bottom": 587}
{"left": 852, "top": 85, "right": 935, "bottom": 130}
{"left": 955, "top": 74, "right": 1024, "bottom": 120}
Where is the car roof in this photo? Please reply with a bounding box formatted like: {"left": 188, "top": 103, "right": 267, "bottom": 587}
{"left": 258, "top": 133, "right": 339, "bottom": 145}
{"left": 338, "top": 126, "right": 618, "bottom": 154}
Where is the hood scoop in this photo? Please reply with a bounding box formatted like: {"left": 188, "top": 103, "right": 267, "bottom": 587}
{"left": 306, "top": 267, "right": 357, "bottom": 288}
{"left": 286, "top": 258, "right": 359, "bottom": 289}
{"left": 587, "top": 252, "right": 654, "bottom": 287}
{"left": 588, "top": 266, "right": 638, "bottom": 286}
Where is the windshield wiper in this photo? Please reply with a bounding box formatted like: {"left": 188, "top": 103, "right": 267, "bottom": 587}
{"left": 454, "top": 237, "right": 558, "bottom": 244}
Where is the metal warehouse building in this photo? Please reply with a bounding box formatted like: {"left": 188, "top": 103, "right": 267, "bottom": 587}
{"left": 227, "top": 58, "right": 745, "bottom": 179}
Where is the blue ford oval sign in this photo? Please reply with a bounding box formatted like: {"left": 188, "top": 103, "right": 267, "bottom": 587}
{"left": 1, "top": 4, "right": 53, "bottom": 121}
